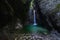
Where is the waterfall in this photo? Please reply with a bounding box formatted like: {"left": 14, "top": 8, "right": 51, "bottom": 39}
{"left": 28, "top": 8, "right": 37, "bottom": 25}
{"left": 33, "top": 9, "right": 37, "bottom": 25}
{"left": 29, "top": 0, "right": 37, "bottom": 25}
{"left": 28, "top": 0, "right": 37, "bottom": 25}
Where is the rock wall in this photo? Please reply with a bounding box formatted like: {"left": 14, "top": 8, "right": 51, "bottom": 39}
{"left": 38, "top": 0, "right": 60, "bottom": 14}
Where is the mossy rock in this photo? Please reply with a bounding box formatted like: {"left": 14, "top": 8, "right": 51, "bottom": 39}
{"left": 49, "top": 4, "right": 60, "bottom": 15}
{"left": 56, "top": 4, "right": 60, "bottom": 9}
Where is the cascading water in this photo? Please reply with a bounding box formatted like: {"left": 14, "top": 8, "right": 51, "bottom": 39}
{"left": 28, "top": 1, "right": 36, "bottom": 26}
{"left": 33, "top": 9, "right": 37, "bottom": 25}
{"left": 28, "top": 6, "right": 37, "bottom": 25}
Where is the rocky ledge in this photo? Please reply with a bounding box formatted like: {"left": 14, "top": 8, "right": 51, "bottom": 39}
{"left": 15, "top": 30, "right": 60, "bottom": 40}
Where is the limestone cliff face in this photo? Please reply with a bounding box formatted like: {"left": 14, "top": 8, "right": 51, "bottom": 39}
{"left": 38, "top": 0, "right": 60, "bottom": 14}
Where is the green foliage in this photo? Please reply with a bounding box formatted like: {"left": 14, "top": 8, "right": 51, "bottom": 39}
{"left": 21, "top": 0, "right": 27, "bottom": 4}
{"left": 56, "top": 4, "right": 60, "bottom": 9}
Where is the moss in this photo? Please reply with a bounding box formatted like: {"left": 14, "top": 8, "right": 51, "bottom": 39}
{"left": 55, "top": 4, "right": 60, "bottom": 12}
{"left": 21, "top": 0, "right": 27, "bottom": 4}
{"left": 50, "top": 4, "right": 60, "bottom": 15}
{"left": 56, "top": 4, "right": 60, "bottom": 9}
